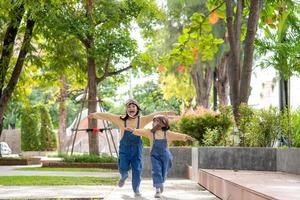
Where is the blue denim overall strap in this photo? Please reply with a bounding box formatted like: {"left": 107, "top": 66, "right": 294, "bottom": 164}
{"left": 118, "top": 116, "right": 143, "bottom": 193}
{"left": 150, "top": 131, "right": 173, "bottom": 188}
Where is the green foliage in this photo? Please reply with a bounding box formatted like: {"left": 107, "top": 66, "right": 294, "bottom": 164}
{"left": 256, "top": 0, "right": 300, "bottom": 79}
{"left": 21, "top": 104, "right": 58, "bottom": 151}
{"left": 3, "top": 101, "right": 22, "bottom": 129}
{"left": 142, "top": 136, "right": 150, "bottom": 147}
{"left": 62, "top": 154, "right": 117, "bottom": 163}
{"left": 174, "top": 108, "right": 233, "bottom": 145}
{"left": 39, "top": 105, "right": 57, "bottom": 151}
{"left": 132, "top": 81, "right": 181, "bottom": 115}
{"left": 291, "top": 109, "right": 300, "bottom": 147}
{"left": 21, "top": 106, "right": 41, "bottom": 151}
{"left": 160, "top": 73, "right": 195, "bottom": 107}
{"left": 203, "top": 128, "right": 222, "bottom": 146}
{"left": 238, "top": 105, "right": 289, "bottom": 147}
{"left": 238, "top": 103, "right": 256, "bottom": 146}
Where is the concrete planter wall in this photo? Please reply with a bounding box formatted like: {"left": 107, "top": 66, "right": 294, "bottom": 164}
{"left": 142, "top": 147, "right": 191, "bottom": 178}
{"left": 277, "top": 148, "right": 300, "bottom": 175}
{"left": 140, "top": 147, "right": 300, "bottom": 178}
{"left": 197, "top": 147, "right": 277, "bottom": 171}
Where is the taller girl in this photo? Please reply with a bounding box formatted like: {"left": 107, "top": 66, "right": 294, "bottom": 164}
{"left": 88, "top": 99, "right": 174, "bottom": 197}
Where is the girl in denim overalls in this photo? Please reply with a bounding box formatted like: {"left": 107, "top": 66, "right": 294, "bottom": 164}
{"left": 125, "top": 115, "right": 195, "bottom": 198}
{"left": 89, "top": 100, "right": 175, "bottom": 197}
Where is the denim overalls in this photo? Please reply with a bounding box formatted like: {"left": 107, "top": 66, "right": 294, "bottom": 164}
{"left": 118, "top": 117, "right": 143, "bottom": 193}
{"left": 151, "top": 131, "right": 173, "bottom": 188}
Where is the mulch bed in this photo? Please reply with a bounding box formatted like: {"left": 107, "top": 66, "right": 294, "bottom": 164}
{"left": 0, "top": 157, "right": 41, "bottom": 165}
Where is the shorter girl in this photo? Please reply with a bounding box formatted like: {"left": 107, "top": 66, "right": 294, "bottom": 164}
{"left": 125, "top": 115, "right": 195, "bottom": 198}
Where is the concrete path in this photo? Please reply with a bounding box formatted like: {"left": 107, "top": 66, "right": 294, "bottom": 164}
{"left": 0, "top": 179, "right": 218, "bottom": 200}
{"left": 0, "top": 165, "right": 218, "bottom": 199}
{"left": 104, "top": 179, "right": 219, "bottom": 200}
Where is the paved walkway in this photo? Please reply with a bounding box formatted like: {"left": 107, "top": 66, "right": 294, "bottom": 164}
{"left": 0, "top": 166, "right": 218, "bottom": 199}
{"left": 0, "top": 179, "right": 218, "bottom": 200}
{"left": 104, "top": 179, "right": 219, "bottom": 200}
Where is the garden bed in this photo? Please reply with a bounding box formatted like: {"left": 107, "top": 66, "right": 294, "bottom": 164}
{"left": 0, "top": 157, "right": 41, "bottom": 165}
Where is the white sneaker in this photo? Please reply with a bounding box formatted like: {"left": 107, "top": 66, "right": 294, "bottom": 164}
{"left": 134, "top": 191, "right": 142, "bottom": 197}
{"left": 118, "top": 179, "right": 125, "bottom": 187}
{"left": 154, "top": 191, "right": 161, "bottom": 198}
{"left": 160, "top": 185, "right": 164, "bottom": 193}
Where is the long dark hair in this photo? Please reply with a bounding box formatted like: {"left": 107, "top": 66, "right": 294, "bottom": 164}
{"left": 120, "top": 99, "right": 141, "bottom": 121}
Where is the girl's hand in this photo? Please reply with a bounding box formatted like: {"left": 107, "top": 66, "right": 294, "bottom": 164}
{"left": 88, "top": 113, "right": 96, "bottom": 119}
{"left": 125, "top": 127, "right": 134, "bottom": 132}
{"left": 185, "top": 135, "right": 196, "bottom": 142}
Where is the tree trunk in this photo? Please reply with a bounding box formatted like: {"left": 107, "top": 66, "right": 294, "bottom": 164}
{"left": 226, "top": 0, "right": 243, "bottom": 122}
{"left": 86, "top": 45, "right": 99, "bottom": 155}
{"left": 58, "top": 75, "right": 67, "bottom": 152}
{"left": 216, "top": 53, "right": 229, "bottom": 106}
{"left": 239, "top": 0, "right": 262, "bottom": 104}
{"left": 0, "top": 4, "right": 25, "bottom": 96}
{"left": 0, "top": 15, "right": 35, "bottom": 137}
{"left": 191, "top": 63, "right": 213, "bottom": 108}
{"left": 85, "top": 0, "right": 99, "bottom": 155}
{"left": 213, "top": 71, "right": 217, "bottom": 111}
{"left": 225, "top": 0, "right": 262, "bottom": 123}
{"left": 0, "top": 3, "right": 25, "bottom": 138}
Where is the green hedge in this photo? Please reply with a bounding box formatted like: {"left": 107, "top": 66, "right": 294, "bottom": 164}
{"left": 39, "top": 105, "right": 57, "bottom": 151}
{"left": 21, "top": 105, "right": 57, "bottom": 151}
{"left": 21, "top": 106, "right": 41, "bottom": 151}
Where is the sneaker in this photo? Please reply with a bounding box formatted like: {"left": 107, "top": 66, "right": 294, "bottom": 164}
{"left": 118, "top": 179, "right": 125, "bottom": 187}
{"left": 134, "top": 191, "right": 142, "bottom": 197}
{"left": 154, "top": 191, "right": 161, "bottom": 198}
{"left": 160, "top": 185, "right": 164, "bottom": 193}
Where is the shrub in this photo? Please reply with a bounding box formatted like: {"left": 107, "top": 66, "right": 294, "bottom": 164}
{"left": 291, "top": 109, "right": 300, "bottom": 147}
{"left": 21, "top": 105, "right": 58, "bottom": 151}
{"left": 238, "top": 105, "right": 288, "bottom": 147}
{"left": 39, "top": 105, "right": 57, "bottom": 151}
{"left": 174, "top": 106, "right": 233, "bottom": 145}
{"left": 142, "top": 136, "right": 150, "bottom": 147}
{"left": 21, "top": 106, "right": 41, "bottom": 151}
{"left": 238, "top": 103, "right": 255, "bottom": 146}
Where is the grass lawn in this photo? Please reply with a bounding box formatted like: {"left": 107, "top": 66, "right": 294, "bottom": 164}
{"left": 0, "top": 176, "right": 118, "bottom": 186}
{"left": 14, "top": 167, "right": 117, "bottom": 172}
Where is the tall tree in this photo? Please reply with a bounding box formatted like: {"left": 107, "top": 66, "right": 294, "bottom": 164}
{"left": 41, "top": 0, "right": 161, "bottom": 155}
{"left": 0, "top": 1, "right": 36, "bottom": 139}
{"left": 225, "top": 0, "right": 262, "bottom": 122}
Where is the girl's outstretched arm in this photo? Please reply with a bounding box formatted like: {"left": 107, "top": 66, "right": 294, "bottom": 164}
{"left": 88, "top": 112, "right": 122, "bottom": 128}
{"left": 141, "top": 111, "right": 176, "bottom": 125}
{"left": 167, "top": 131, "right": 196, "bottom": 142}
{"left": 125, "top": 127, "right": 151, "bottom": 139}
